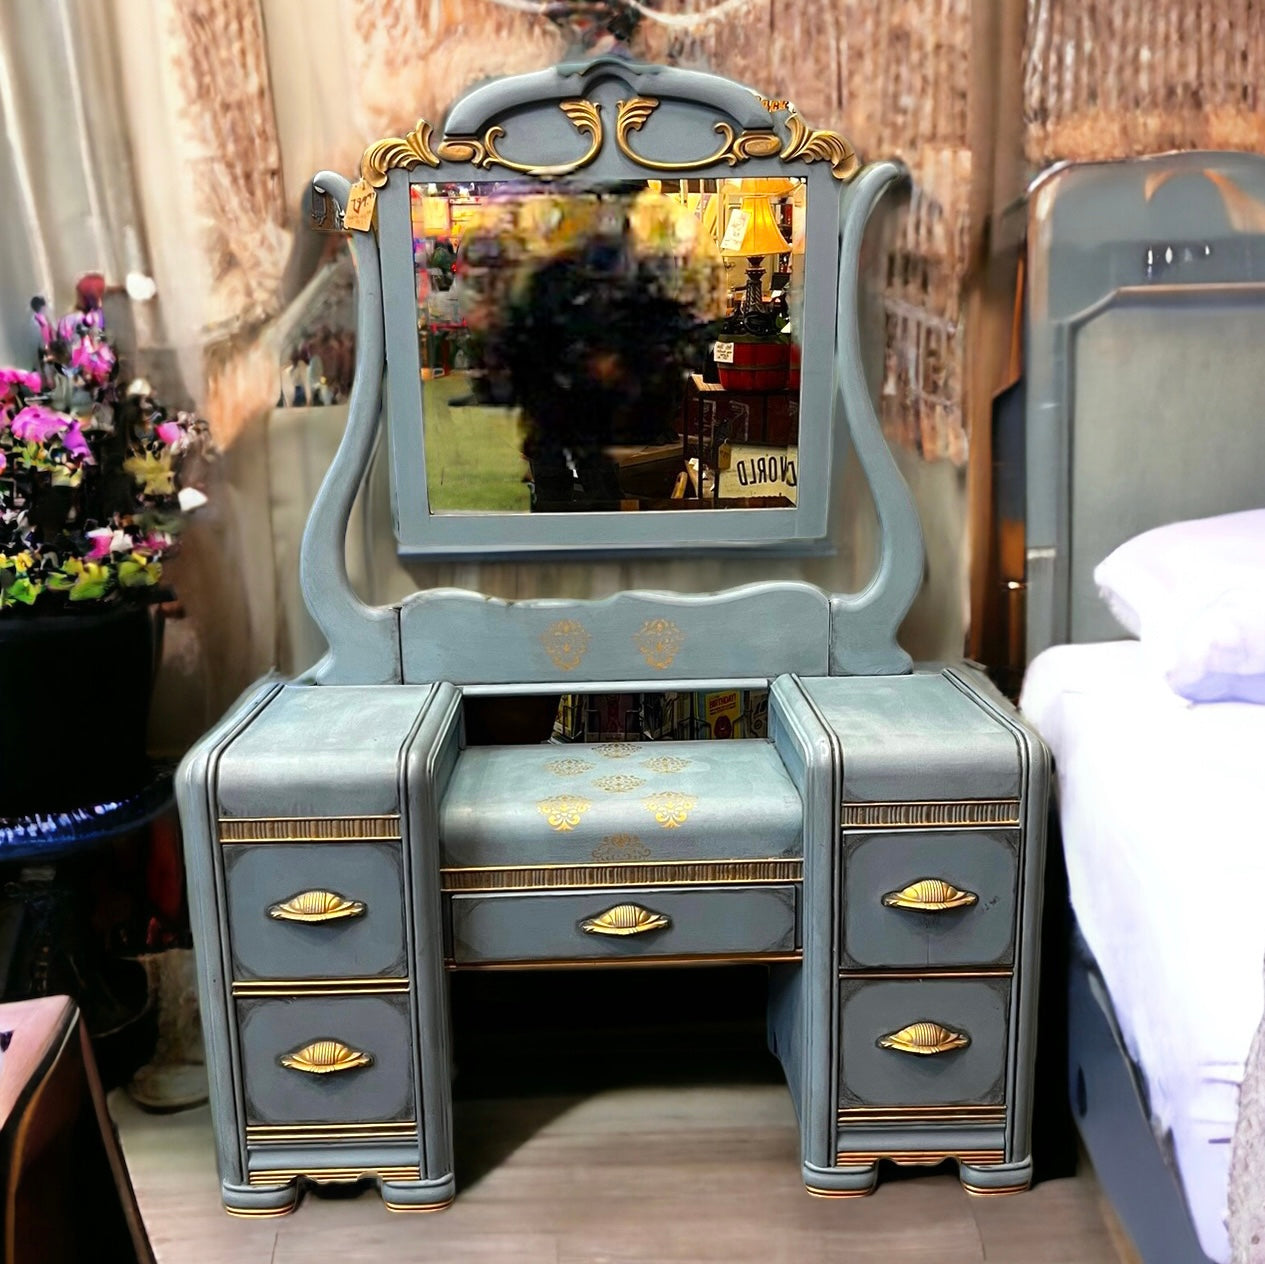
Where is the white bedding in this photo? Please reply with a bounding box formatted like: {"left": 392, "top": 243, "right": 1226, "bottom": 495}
{"left": 1021, "top": 642, "right": 1265, "bottom": 1264}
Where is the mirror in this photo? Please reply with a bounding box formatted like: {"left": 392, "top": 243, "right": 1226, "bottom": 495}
{"left": 411, "top": 176, "right": 807, "bottom": 514}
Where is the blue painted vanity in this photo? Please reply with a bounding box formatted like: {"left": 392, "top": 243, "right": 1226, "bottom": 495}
{"left": 176, "top": 52, "right": 1049, "bottom": 1218}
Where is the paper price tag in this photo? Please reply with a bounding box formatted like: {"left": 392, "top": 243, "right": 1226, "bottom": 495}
{"left": 720, "top": 209, "right": 750, "bottom": 252}
{"left": 713, "top": 341, "right": 735, "bottom": 364}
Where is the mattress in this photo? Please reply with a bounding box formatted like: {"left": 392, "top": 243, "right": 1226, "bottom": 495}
{"left": 1021, "top": 641, "right": 1265, "bottom": 1264}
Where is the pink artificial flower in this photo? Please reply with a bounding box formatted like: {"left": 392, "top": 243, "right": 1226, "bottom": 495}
{"left": 0, "top": 368, "right": 41, "bottom": 395}
{"left": 154, "top": 420, "right": 182, "bottom": 446}
{"left": 11, "top": 404, "right": 70, "bottom": 444}
{"left": 70, "top": 336, "right": 115, "bottom": 385}
{"left": 0, "top": 450, "right": 6, "bottom": 475}
{"left": 86, "top": 528, "right": 115, "bottom": 560}
{"left": 61, "top": 420, "right": 93, "bottom": 461}
{"left": 140, "top": 531, "right": 173, "bottom": 553}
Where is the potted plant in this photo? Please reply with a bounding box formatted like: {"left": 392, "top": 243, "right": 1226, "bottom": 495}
{"left": 1, "top": 281, "right": 213, "bottom": 822}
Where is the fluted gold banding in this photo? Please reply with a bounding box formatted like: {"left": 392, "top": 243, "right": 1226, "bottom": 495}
{"left": 837, "top": 1149, "right": 1005, "bottom": 1167}
{"left": 841, "top": 801, "right": 1020, "bottom": 829}
{"left": 219, "top": 816, "right": 401, "bottom": 842}
{"left": 441, "top": 857, "right": 801, "bottom": 891}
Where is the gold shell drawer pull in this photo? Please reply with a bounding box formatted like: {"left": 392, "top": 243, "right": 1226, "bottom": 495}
{"left": 878, "top": 1022, "right": 971, "bottom": 1056}
{"left": 579, "top": 903, "right": 671, "bottom": 937}
{"left": 279, "top": 1040, "right": 373, "bottom": 1075}
{"left": 882, "top": 879, "right": 977, "bottom": 912}
{"left": 268, "top": 890, "right": 366, "bottom": 923}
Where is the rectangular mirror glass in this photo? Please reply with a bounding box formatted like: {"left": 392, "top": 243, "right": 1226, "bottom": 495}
{"left": 411, "top": 176, "right": 807, "bottom": 515}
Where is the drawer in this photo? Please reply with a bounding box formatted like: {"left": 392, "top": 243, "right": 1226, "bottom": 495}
{"left": 237, "top": 994, "right": 415, "bottom": 1126}
{"left": 448, "top": 884, "right": 799, "bottom": 965}
{"left": 840, "top": 831, "right": 1018, "bottom": 970}
{"left": 224, "top": 843, "right": 407, "bottom": 982}
{"left": 837, "top": 977, "right": 1010, "bottom": 1110}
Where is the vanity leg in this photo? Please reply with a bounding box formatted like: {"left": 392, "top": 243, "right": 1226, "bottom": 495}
{"left": 380, "top": 1172, "right": 456, "bottom": 1213}
{"left": 222, "top": 1178, "right": 299, "bottom": 1218}
{"left": 959, "top": 1157, "right": 1033, "bottom": 1196}
{"left": 802, "top": 1159, "right": 878, "bottom": 1198}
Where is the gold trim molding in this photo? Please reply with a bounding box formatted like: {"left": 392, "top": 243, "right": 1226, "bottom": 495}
{"left": 343, "top": 93, "right": 858, "bottom": 231}
{"left": 838, "top": 1105, "right": 1006, "bottom": 1125}
{"left": 232, "top": 977, "right": 409, "bottom": 997}
{"left": 247, "top": 1121, "right": 417, "bottom": 1146}
{"left": 219, "top": 816, "right": 401, "bottom": 843}
{"left": 448, "top": 950, "right": 801, "bottom": 971}
{"left": 841, "top": 801, "right": 1021, "bottom": 829}
{"left": 441, "top": 857, "right": 801, "bottom": 891}
{"left": 836, "top": 1150, "right": 1005, "bottom": 1168}
{"left": 250, "top": 1165, "right": 421, "bottom": 1187}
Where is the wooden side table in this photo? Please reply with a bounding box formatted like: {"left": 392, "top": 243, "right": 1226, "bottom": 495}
{"left": 0, "top": 996, "right": 153, "bottom": 1264}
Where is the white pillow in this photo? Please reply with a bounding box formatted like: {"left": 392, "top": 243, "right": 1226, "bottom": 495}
{"left": 1093, "top": 508, "right": 1265, "bottom": 703}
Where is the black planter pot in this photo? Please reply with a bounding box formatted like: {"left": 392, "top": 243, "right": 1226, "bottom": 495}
{"left": 0, "top": 602, "right": 154, "bottom": 818}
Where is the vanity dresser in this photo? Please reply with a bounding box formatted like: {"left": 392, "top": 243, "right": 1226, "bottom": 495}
{"left": 177, "top": 49, "right": 1049, "bottom": 1218}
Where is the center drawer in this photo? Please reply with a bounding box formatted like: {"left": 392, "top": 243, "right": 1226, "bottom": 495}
{"left": 447, "top": 884, "right": 799, "bottom": 965}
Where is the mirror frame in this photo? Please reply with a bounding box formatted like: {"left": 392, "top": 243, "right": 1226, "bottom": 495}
{"left": 360, "top": 56, "right": 859, "bottom": 558}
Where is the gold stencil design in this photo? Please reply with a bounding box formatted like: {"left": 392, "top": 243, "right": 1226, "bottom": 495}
{"left": 643, "top": 791, "right": 697, "bottom": 829}
{"left": 594, "top": 742, "right": 639, "bottom": 759}
{"left": 544, "top": 757, "right": 595, "bottom": 777}
{"left": 593, "top": 774, "right": 646, "bottom": 793}
{"left": 590, "top": 834, "right": 653, "bottom": 863}
{"left": 633, "top": 618, "right": 685, "bottom": 670}
{"left": 540, "top": 620, "right": 591, "bottom": 671}
{"left": 642, "top": 754, "right": 690, "bottom": 775}
{"left": 536, "top": 795, "right": 592, "bottom": 831}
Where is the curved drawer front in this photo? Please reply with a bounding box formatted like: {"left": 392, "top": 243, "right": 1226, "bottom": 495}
{"left": 225, "top": 843, "right": 407, "bottom": 982}
{"left": 840, "top": 831, "right": 1019, "bottom": 970}
{"left": 837, "top": 977, "right": 1010, "bottom": 1111}
{"left": 449, "top": 884, "right": 799, "bottom": 965}
{"left": 237, "top": 994, "right": 415, "bottom": 1126}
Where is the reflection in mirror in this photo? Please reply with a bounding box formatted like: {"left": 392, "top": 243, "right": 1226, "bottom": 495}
{"left": 412, "top": 177, "right": 806, "bottom": 514}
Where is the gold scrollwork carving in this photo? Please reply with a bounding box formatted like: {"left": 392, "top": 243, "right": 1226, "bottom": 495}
{"left": 634, "top": 617, "right": 685, "bottom": 670}
{"left": 877, "top": 1022, "right": 971, "bottom": 1056}
{"left": 642, "top": 790, "right": 697, "bottom": 829}
{"left": 541, "top": 619, "right": 591, "bottom": 671}
{"left": 615, "top": 97, "right": 782, "bottom": 173}
{"left": 279, "top": 1040, "right": 373, "bottom": 1075}
{"left": 442, "top": 99, "right": 603, "bottom": 178}
{"left": 780, "top": 113, "right": 860, "bottom": 181}
{"left": 536, "top": 794, "right": 592, "bottom": 831}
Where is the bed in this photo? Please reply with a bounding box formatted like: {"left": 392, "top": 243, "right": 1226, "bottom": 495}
{"left": 1017, "top": 153, "right": 1265, "bottom": 1264}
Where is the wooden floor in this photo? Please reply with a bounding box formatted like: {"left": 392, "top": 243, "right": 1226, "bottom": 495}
{"left": 111, "top": 1083, "right": 1135, "bottom": 1264}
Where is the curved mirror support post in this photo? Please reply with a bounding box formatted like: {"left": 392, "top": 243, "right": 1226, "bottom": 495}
{"left": 828, "top": 161, "right": 923, "bottom": 675}
{"left": 300, "top": 172, "right": 402, "bottom": 684}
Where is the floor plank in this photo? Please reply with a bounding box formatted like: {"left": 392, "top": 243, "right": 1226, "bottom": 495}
{"left": 111, "top": 1084, "right": 1130, "bottom": 1264}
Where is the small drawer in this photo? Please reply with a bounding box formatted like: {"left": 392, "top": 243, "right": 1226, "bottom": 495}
{"left": 224, "top": 843, "right": 407, "bottom": 982}
{"left": 237, "top": 994, "right": 415, "bottom": 1126}
{"left": 448, "top": 884, "right": 798, "bottom": 965}
{"left": 837, "top": 977, "right": 1010, "bottom": 1111}
{"left": 840, "top": 831, "right": 1018, "bottom": 970}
